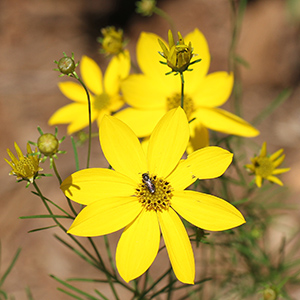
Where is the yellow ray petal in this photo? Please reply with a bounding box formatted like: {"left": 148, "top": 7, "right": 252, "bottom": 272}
{"left": 104, "top": 50, "right": 131, "bottom": 96}
{"left": 172, "top": 190, "right": 245, "bottom": 231}
{"left": 68, "top": 196, "right": 142, "bottom": 236}
{"left": 100, "top": 115, "right": 148, "bottom": 182}
{"left": 61, "top": 168, "right": 137, "bottom": 205}
{"left": 116, "top": 209, "right": 160, "bottom": 282}
{"left": 183, "top": 28, "right": 210, "bottom": 91}
{"left": 271, "top": 150, "right": 284, "bottom": 164}
{"left": 80, "top": 55, "right": 103, "bottom": 95}
{"left": 167, "top": 146, "right": 232, "bottom": 190}
{"left": 137, "top": 32, "right": 178, "bottom": 88}
{"left": 191, "top": 72, "right": 234, "bottom": 108}
{"left": 49, "top": 102, "right": 97, "bottom": 134}
{"left": 158, "top": 208, "right": 195, "bottom": 284}
{"left": 114, "top": 107, "right": 165, "bottom": 137}
{"left": 256, "top": 175, "right": 263, "bottom": 187}
{"left": 267, "top": 175, "right": 283, "bottom": 186}
{"left": 186, "top": 118, "right": 209, "bottom": 154}
{"left": 272, "top": 168, "right": 290, "bottom": 175}
{"left": 121, "top": 74, "right": 173, "bottom": 109}
{"left": 148, "top": 107, "right": 189, "bottom": 178}
{"left": 194, "top": 107, "right": 260, "bottom": 137}
{"left": 58, "top": 81, "right": 89, "bottom": 103}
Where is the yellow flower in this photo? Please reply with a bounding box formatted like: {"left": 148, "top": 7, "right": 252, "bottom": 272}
{"left": 158, "top": 30, "right": 196, "bottom": 74}
{"left": 61, "top": 107, "right": 245, "bottom": 284}
{"left": 115, "top": 29, "right": 259, "bottom": 153}
{"left": 245, "top": 142, "right": 290, "bottom": 188}
{"left": 99, "top": 26, "right": 126, "bottom": 56}
{"left": 5, "top": 142, "right": 42, "bottom": 183}
{"left": 49, "top": 52, "right": 130, "bottom": 134}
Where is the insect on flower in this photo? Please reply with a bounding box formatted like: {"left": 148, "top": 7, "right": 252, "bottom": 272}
{"left": 142, "top": 173, "right": 156, "bottom": 194}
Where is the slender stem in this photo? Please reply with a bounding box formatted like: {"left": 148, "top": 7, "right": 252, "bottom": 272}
{"left": 52, "top": 158, "right": 62, "bottom": 185}
{"left": 180, "top": 72, "right": 185, "bottom": 109}
{"left": 77, "top": 77, "right": 92, "bottom": 168}
{"left": 153, "top": 7, "right": 176, "bottom": 36}
{"left": 104, "top": 235, "right": 117, "bottom": 275}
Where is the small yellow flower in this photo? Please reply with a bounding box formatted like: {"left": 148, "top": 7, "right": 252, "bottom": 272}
{"left": 158, "top": 30, "right": 197, "bottom": 74}
{"left": 98, "top": 27, "right": 125, "bottom": 56}
{"left": 245, "top": 142, "right": 290, "bottom": 188}
{"left": 116, "top": 29, "right": 259, "bottom": 153}
{"left": 5, "top": 142, "right": 42, "bottom": 183}
{"left": 49, "top": 53, "right": 130, "bottom": 134}
{"left": 61, "top": 107, "right": 245, "bottom": 284}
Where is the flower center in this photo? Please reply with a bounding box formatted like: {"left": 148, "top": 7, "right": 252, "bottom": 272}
{"left": 166, "top": 93, "right": 194, "bottom": 119}
{"left": 254, "top": 157, "right": 275, "bottom": 178}
{"left": 14, "top": 157, "right": 38, "bottom": 179}
{"left": 93, "top": 93, "right": 110, "bottom": 111}
{"left": 136, "top": 175, "right": 173, "bottom": 212}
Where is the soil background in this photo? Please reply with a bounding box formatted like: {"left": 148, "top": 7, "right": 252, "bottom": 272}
{"left": 1, "top": 0, "right": 300, "bottom": 299}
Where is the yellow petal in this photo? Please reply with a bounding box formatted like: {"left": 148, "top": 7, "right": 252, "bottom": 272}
{"left": 186, "top": 118, "right": 209, "bottom": 154}
{"left": 270, "top": 149, "right": 284, "bottom": 162}
{"left": 58, "top": 81, "right": 89, "bottom": 103}
{"left": 61, "top": 168, "right": 137, "bottom": 205}
{"left": 114, "top": 107, "right": 165, "bottom": 137}
{"left": 191, "top": 72, "right": 234, "bottom": 108}
{"left": 260, "top": 142, "right": 267, "bottom": 157}
{"left": 158, "top": 208, "right": 195, "bottom": 284}
{"left": 255, "top": 175, "right": 262, "bottom": 187}
{"left": 100, "top": 115, "right": 147, "bottom": 182}
{"left": 272, "top": 168, "right": 290, "bottom": 175}
{"left": 116, "top": 209, "right": 160, "bottom": 282}
{"left": 104, "top": 50, "right": 131, "bottom": 96}
{"left": 172, "top": 190, "right": 246, "bottom": 231}
{"left": 121, "top": 74, "right": 173, "bottom": 109}
{"left": 137, "top": 32, "right": 177, "bottom": 85}
{"left": 49, "top": 102, "right": 97, "bottom": 134}
{"left": 194, "top": 107, "right": 260, "bottom": 137}
{"left": 183, "top": 28, "right": 210, "bottom": 91}
{"left": 68, "top": 196, "right": 142, "bottom": 236}
{"left": 80, "top": 55, "right": 103, "bottom": 95}
{"left": 148, "top": 107, "right": 189, "bottom": 178}
{"left": 167, "top": 146, "right": 233, "bottom": 190}
{"left": 14, "top": 142, "right": 24, "bottom": 160}
{"left": 6, "top": 148, "right": 18, "bottom": 165}
{"left": 267, "top": 175, "right": 283, "bottom": 186}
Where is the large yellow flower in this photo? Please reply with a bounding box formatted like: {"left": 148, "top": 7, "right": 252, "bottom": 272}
{"left": 61, "top": 107, "right": 245, "bottom": 284}
{"left": 49, "top": 52, "right": 130, "bottom": 134}
{"left": 115, "top": 29, "right": 259, "bottom": 152}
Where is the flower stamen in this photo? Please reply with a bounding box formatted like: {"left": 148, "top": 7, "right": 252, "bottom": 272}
{"left": 136, "top": 175, "right": 173, "bottom": 212}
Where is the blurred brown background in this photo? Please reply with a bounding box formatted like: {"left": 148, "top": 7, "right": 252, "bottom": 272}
{"left": 1, "top": 0, "right": 300, "bottom": 299}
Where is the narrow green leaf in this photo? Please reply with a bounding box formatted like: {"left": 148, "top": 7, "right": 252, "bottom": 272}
{"left": 57, "top": 288, "right": 84, "bottom": 300}
{"left": 28, "top": 225, "right": 58, "bottom": 233}
{"left": 71, "top": 136, "right": 79, "bottom": 171}
{"left": 20, "top": 215, "right": 73, "bottom": 219}
{"left": 0, "top": 248, "right": 21, "bottom": 287}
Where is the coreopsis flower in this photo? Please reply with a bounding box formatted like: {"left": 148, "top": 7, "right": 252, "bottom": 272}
{"left": 5, "top": 142, "right": 42, "bottom": 184}
{"left": 49, "top": 52, "right": 130, "bottom": 134}
{"left": 61, "top": 107, "right": 245, "bottom": 284}
{"left": 245, "top": 142, "right": 290, "bottom": 188}
{"left": 158, "top": 30, "right": 199, "bottom": 74}
{"left": 98, "top": 27, "right": 126, "bottom": 56}
{"left": 115, "top": 29, "right": 259, "bottom": 153}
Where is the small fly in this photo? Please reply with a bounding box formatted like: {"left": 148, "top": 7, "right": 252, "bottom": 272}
{"left": 142, "top": 173, "right": 156, "bottom": 194}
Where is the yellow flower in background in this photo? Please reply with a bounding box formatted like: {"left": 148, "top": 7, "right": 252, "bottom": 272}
{"left": 5, "top": 142, "right": 42, "bottom": 183}
{"left": 245, "top": 142, "right": 290, "bottom": 188}
{"left": 49, "top": 52, "right": 130, "bottom": 134}
{"left": 115, "top": 29, "right": 259, "bottom": 153}
{"left": 61, "top": 107, "right": 245, "bottom": 284}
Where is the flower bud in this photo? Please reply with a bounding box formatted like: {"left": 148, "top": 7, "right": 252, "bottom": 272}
{"left": 263, "top": 287, "right": 278, "bottom": 300}
{"left": 57, "top": 56, "right": 76, "bottom": 75}
{"left": 37, "top": 133, "right": 59, "bottom": 156}
{"left": 98, "top": 27, "right": 125, "bottom": 55}
{"left": 158, "top": 30, "right": 195, "bottom": 74}
{"left": 136, "top": 0, "right": 157, "bottom": 16}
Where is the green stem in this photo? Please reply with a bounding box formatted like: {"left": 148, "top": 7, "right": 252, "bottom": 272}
{"left": 77, "top": 77, "right": 92, "bottom": 168}
{"left": 180, "top": 72, "right": 185, "bottom": 109}
{"left": 153, "top": 7, "right": 176, "bottom": 36}
{"left": 52, "top": 158, "right": 62, "bottom": 185}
